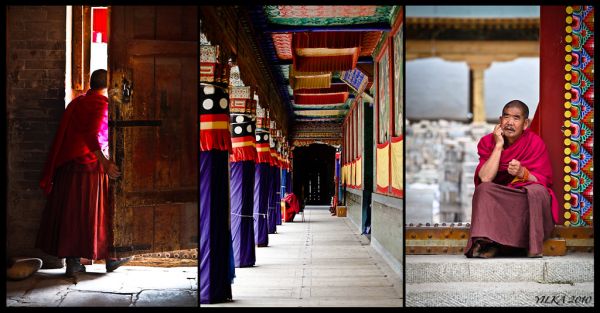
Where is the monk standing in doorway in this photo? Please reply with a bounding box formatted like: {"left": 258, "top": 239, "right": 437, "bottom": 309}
{"left": 464, "top": 100, "right": 558, "bottom": 258}
{"left": 37, "top": 69, "right": 130, "bottom": 276}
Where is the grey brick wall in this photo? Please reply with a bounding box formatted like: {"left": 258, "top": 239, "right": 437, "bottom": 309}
{"left": 6, "top": 6, "right": 66, "bottom": 267}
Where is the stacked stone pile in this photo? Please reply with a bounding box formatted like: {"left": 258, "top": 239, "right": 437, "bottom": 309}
{"left": 406, "top": 120, "right": 495, "bottom": 223}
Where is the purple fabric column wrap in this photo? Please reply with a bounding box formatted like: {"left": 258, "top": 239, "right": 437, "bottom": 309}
{"left": 230, "top": 160, "right": 256, "bottom": 267}
{"left": 267, "top": 166, "right": 278, "bottom": 233}
{"left": 254, "top": 162, "right": 270, "bottom": 246}
{"left": 200, "top": 150, "right": 233, "bottom": 304}
{"left": 275, "top": 168, "right": 282, "bottom": 225}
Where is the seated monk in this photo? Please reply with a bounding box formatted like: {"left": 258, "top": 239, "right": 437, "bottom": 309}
{"left": 282, "top": 192, "right": 300, "bottom": 222}
{"left": 464, "top": 100, "right": 558, "bottom": 259}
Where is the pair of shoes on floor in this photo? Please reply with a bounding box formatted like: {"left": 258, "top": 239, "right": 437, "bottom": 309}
{"left": 472, "top": 240, "right": 499, "bottom": 258}
{"left": 65, "top": 257, "right": 86, "bottom": 277}
{"left": 7, "top": 258, "right": 43, "bottom": 281}
{"left": 471, "top": 241, "right": 483, "bottom": 258}
{"left": 106, "top": 257, "right": 132, "bottom": 272}
{"left": 479, "top": 245, "right": 499, "bottom": 258}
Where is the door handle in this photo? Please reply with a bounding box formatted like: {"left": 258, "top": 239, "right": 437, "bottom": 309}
{"left": 121, "top": 76, "right": 133, "bottom": 104}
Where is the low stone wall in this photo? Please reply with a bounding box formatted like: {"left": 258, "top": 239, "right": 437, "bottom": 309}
{"left": 371, "top": 193, "right": 403, "bottom": 274}
{"left": 345, "top": 189, "right": 363, "bottom": 233}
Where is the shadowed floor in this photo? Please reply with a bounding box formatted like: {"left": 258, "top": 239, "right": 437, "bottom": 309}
{"left": 202, "top": 205, "right": 403, "bottom": 307}
{"left": 6, "top": 264, "right": 197, "bottom": 307}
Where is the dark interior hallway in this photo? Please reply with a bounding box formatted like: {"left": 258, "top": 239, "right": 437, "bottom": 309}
{"left": 293, "top": 144, "right": 336, "bottom": 206}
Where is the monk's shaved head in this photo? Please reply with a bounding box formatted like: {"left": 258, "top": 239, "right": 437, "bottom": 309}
{"left": 502, "top": 100, "right": 529, "bottom": 119}
{"left": 90, "top": 69, "right": 107, "bottom": 90}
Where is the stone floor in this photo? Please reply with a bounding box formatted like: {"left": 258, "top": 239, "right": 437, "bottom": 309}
{"left": 7, "top": 205, "right": 402, "bottom": 307}
{"left": 202, "top": 205, "right": 403, "bottom": 307}
{"left": 6, "top": 264, "right": 197, "bottom": 307}
{"left": 406, "top": 254, "right": 594, "bottom": 307}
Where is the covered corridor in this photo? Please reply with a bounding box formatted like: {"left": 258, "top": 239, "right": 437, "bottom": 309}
{"left": 203, "top": 206, "right": 402, "bottom": 307}
{"left": 200, "top": 5, "right": 404, "bottom": 306}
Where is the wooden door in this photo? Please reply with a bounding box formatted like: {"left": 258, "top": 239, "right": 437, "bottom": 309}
{"left": 107, "top": 6, "right": 198, "bottom": 258}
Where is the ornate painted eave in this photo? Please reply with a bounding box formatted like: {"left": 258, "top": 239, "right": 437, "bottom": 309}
{"left": 264, "top": 5, "right": 394, "bottom": 27}
{"left": 242, "top": 5, "right": 396, "bottom": 145}
{"left": 406, "top": 17, "right": 540, "bottom": 41}
{"left": 291, "top": 121, "right": 343, "bottom": 140}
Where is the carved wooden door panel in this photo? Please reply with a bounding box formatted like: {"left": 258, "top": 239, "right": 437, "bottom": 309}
{"left": 107, "top": 6, "right": 198, "bottom": 258}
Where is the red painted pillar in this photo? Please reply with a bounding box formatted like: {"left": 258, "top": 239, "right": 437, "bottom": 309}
{"left": 537, "top": 6, "right": 568, "bottom": 225}
{"left": 537, "top": 6, "right": 594, "bottom": 226}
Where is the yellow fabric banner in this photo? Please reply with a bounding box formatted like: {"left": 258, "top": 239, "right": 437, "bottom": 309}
{"left": 356, "top": 157, "right": 362, "bottom": 188}
{"left": 376, "top": 144, "right": 389, "bottom": 190}
{"left": 292, "top": 74, "right": 332, "bottom": 90}
{"left": 350, "top": 161, "right": 355, "bottom": 187}
{"left": 391, "top": 139, "right": 403, "bottom": 192}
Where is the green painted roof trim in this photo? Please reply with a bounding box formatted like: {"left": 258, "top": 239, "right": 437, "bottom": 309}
{"left": 264, "top": 6, "right": 394, "bottom": 26}
{"left": 390, "top": 6, "right": 401, "bottom": 28}
{"left": 372, "top": 6, "right": 401, "bottom": 59}
{"left": 280, "top": 65, "right": 290, "bottom": 80}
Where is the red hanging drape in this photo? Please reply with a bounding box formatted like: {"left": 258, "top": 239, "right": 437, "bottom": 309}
{"left": 294, "top": 92, "right": 349, "bottom": 105}
{"left": 293, "top": 32, "right": 363, "bottom": 49}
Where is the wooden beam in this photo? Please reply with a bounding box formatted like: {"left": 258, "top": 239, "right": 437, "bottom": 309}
{"left": 406, "top": 40, "right": 539, "bottom": 62}
{"left": 405, "top": 225, "right": 592, "bottom": 256}
{"left": 406, "top": 17, "right": 539, "bottom": 41}
{"left": 71, "top": 6, "right": 91, "bottom": 93}
{"left": 406, "top": 239, "right": 566, "bottom": 256}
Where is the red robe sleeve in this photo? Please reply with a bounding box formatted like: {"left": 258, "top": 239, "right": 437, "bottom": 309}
{"left": 39, "top": 91, "right": 108, "bottom": 196}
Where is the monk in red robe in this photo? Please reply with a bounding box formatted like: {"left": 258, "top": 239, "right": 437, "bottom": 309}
{"left": 36, "top": 69, "right": 130, "bottom": 276}
{"left": 282, "top": 192, "right": 301, "bottom": 222}
{"left": 464, "top": 100, "right": 558, "bottom": 258}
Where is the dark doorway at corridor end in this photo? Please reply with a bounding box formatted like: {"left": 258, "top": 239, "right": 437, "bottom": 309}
{"left": 293, "top": 144, "right": 336, "bottom": 206}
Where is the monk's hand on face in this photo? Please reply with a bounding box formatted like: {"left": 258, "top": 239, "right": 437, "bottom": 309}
{"left": 507, "top": 159, "right": 522, "bottom": 177}
{"left": 493, "top": 124, "right": 504, "bottom": 148}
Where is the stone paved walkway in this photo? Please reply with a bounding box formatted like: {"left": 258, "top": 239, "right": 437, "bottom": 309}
{"left": 202, "top": 205, "right": 403, "bottom": 307}
{"left": 6, "top": 265, "right": 197, "bottom": 307}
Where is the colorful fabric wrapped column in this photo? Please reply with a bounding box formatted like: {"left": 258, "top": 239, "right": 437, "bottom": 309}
{"left": 200, "top": 82, "right": 233, "bottom": 304}
{"left": 267, "top": 143, "right": 279, "bottom": 234}
{"left": 229, "top": 85, "right": 257, "bottom": 267}
{"left": 254, "top": 103, "right": 271, "bottom": 247}
{"left": 274, "top": 154, "right": 283, "bottom": 226}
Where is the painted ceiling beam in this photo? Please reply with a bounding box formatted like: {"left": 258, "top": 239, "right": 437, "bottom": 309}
{"left": 264, "top": 23, "right": 391, "bottom": 33}
{"left": 274, "top": 56, "right": 373, "bottom": 65}
{"left": 284, "top": 78, "right": 360, "bottom": 86}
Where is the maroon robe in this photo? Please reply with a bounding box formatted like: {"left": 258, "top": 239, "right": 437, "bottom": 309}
{"left": 36, "top": 90, "right": 111, "bottom": 260}
{"left": 465, "top": 129, "right": 557, "bottom": 257}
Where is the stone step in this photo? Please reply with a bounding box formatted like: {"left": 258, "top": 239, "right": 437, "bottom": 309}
{"left": 406, "top": 281, "right": 594, "bottom": 307}
{"left": 406, "top": 253, "right": 594, "bottom": 284}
